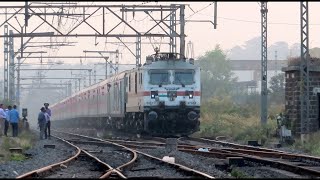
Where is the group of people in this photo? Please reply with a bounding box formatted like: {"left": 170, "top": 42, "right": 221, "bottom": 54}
{"left": 0, "top": 104, "right": 20, "bottom": 137}
{"left": 0, "top": 102, "right": 52, "bottom": 139}
{"left": 38, "top": 103, "right": 51, "bottom": 140}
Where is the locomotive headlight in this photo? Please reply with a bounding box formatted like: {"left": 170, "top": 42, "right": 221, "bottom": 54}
{"left": 186, "top": 91, "right": 194, "bottom": 99}
{"left": 151, "top": 91, "right": 158, "bottom": 99}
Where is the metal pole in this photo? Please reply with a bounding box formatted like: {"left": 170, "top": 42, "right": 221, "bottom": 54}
{"left": 170, "top": 4, "right": 176, "bottom": 53}
{"left": 105, "top": 59, "right": 108, "bottom": 79}
{"left": 78, "top": 78, "right": 80, "bottom": 91}
{"left": 109, "top": 58, "right": 113, "bottom": 75}
{"left": 179, "top": 5, "right": 185, "bottom": 57}
{"left": 260, "top": 2, "right": 268, "bottom": 125}
{"left": 17, "top": 26, "right": 23, "bottom": 112}
{"left": 68, "top": 82, "right": 72, "bottom": 96}
{"left": 74, "top": 80, "right": 77, "bottom": 93}
{"left": 115, "top": 49, "right": 119, "bottom": 74}
{"left": 9, "top": 30, "right": 15, "bottom": 102}
{"left": 136, "top": 36, "right": 141, "bottom": 67}
{"left": 3, "top": 24, "right": 8, "bottom": 100}
{"left": 213, "top": 1, "right": 217, "bottom": 29}
{"left": 89, "top": 69, "right": 92, "bottom": 85}
{"left": 275, "top": 50, "right": 278, "bottom": 76}
{"left": 94, "top": 66, "right": 97, "bottom": 84}
{"left": 300, "top": 1, "right": 310, "bottom": 141}
{"left": 17, "top": 57, "right": 20, "bottom": 111}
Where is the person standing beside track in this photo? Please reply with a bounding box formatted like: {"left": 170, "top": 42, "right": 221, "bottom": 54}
{"left": 4, "top": 105, "right": 11, "bottom": 136}
{"left": 44, "top": 103, "right": 51, "bottom": 139}
{"left": 38, "top": 107, "right": 47, "bottom": 140}
{"left": 9, "top": 105, "right": 20, "bottom": 137}
{"left": 0, "top": 104, "right": 6, "bottom": 136}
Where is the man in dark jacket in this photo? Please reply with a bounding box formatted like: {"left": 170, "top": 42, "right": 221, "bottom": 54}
{"left": 44, "top": 103, "right": 51, "bottom": 139}
{"left": 38, "top": 107, "right": 46, "bottom": 140}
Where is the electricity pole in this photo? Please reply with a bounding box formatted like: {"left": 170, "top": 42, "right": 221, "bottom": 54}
{"left": 260, "top": 2, "right": 268, "bottom": 125}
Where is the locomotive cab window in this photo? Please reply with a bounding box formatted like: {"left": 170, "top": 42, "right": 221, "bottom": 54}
{"left": 174, "top": 70, "right": 194, "bottom": 85}
{"left": 149, "top": 70, "right": 169, "bottom": 85}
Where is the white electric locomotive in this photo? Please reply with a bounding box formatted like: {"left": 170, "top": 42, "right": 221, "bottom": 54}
{"left": 51, "top": 52, "right": 201, "bottom": 136}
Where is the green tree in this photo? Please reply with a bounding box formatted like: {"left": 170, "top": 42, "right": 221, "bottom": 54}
{"left": 196, "top": 45, "right": 237, "bottom": 100}
{"left": 268, "top": 73, "right": 285, "bottom": 104}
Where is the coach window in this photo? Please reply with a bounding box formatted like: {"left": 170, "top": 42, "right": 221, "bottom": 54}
{"left": 140, "top": 73, "right": 143, "bottom": 85}
{"left": 129, "top": 75, "right": 131, "bottom": 92}
{"left": 135, "top": 72, "right": 137, "bottom": 94}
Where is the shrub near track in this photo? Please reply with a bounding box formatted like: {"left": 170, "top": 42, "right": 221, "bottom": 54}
{"left": 292, "top": 132, "right": 320, "bottom": 156}
{"left": 194, "top": 96, "right": 278, "bottom": 145}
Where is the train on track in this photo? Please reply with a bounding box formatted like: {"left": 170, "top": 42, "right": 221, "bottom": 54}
{"left": 51, "top": 52, "right": 201, "bottom": 136}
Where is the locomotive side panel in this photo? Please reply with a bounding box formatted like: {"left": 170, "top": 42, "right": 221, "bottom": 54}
{"left": 126, "top": 69, "right": 144, "bottom": 112}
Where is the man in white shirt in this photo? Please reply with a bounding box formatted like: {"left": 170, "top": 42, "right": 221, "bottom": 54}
{"left": 0, "top": 104, "right": 7, "bottom": 136}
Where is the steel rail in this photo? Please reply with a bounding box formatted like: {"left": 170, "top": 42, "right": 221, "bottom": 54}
{"left": 180, "top": 146, "right": 320, "bottom": 177}
{"left": 184, "top": 137, "right": 286, "bottom": 153}
{"left": 16, "top": 133, "right": 126, "bottom": 179}
{"left": 55, "top": 131, "right": 215, "bottom": 179}
{"left": 53, "top": 130, "right": 139, "bottom": 173}
{"left": 16, "top": 135, "right": 82, "bottom": 178}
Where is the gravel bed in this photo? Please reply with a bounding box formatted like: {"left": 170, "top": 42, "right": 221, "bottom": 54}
{"left": 0, "top": 131, "right": 76, "bottom": 178}
{"left": 138, "top": 147, "right": 230, "bottom": 178}
{"left": 70, "top": 143, "right": 132, "bottom": 168}
{"left": 233, "top": 165, "right": 305, "bottom": 178}
{"left": 123, "top": 153, "right": 197, "bottom": 178}
{"left": 45, "top": 153, "right": 105, "bottom": 178}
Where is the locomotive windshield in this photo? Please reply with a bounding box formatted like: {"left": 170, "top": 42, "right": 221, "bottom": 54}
{"left": 174, "top": 70, "right": 194, "bottom": 85}
{"left": 149, "top": 71, "right": 169, "bottom": 85}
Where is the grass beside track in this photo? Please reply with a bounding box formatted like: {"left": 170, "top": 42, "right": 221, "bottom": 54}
{"left": 0, "top": 130, "right": 36, "bottom": 162}
{"left": 291, "top": 132, "right": 320, "bottom": 156}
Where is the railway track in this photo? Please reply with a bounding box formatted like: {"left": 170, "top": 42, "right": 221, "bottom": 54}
{"left": 44, "top": 127, "right": 320, "bottom": 178}
{"left": 93, "top": 135, "right": 320, "bottom": 178}
{"left": 17, "top": 130, "right": 214, "bottom": 179}
{"left": 16, "top": 134, "right": 126, "bottom": 179}
{"left": 177, "top": 137, "right": 320, "bottom": 178}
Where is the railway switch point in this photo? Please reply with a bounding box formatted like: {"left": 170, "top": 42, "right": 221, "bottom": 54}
{"left": 9, "top": 148, "right": 23, "bottom": 154}
{"left": 43, "top": 144, "right": 56, "bottom": 149}
{"left": 227, "top": 157, "right": 245, "bottom": 167}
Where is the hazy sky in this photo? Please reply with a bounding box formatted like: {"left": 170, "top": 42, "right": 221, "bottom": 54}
{"left": 0, "top": 1, "right": 319, "bottom": 67}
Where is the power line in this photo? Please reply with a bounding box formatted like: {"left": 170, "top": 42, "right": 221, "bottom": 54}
{"left": 185, "top": 3, "right": 213, "bottom": 20}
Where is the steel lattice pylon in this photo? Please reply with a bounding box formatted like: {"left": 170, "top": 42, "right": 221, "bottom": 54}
{"left": 260, "top": 2, "right": 268, "bottom": 125}
{"left": 300, "top": 2, "right": 310, "bottom": 136}
{"left": 170, "top": 4, "right": 177, "bottom": 53}
{"left": 9, "top": 30, "right": 15, "bottom": 102}
{"left": 136, "top": 36, "right": 141, "bottom": 67}
{"left": 179, "top": 5, "right": 185, "bottom": 57}
{"left": 3, "top": 24, "right": 8, "bottom": 100}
